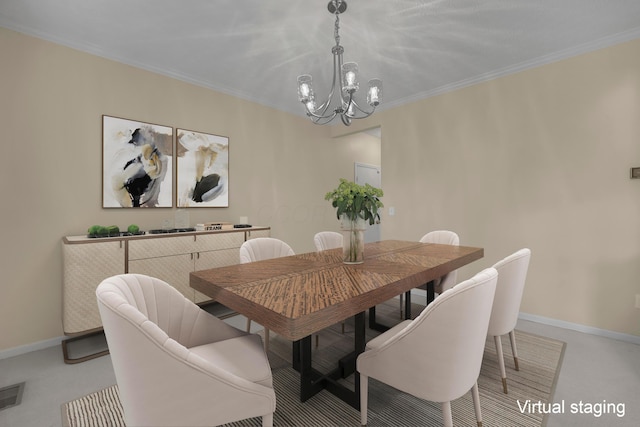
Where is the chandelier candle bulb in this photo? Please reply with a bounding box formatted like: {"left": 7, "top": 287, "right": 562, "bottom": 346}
{"left": 306, "top": 100, "right": 316, "bottom": 112}
{"left": 297, "top": 75, "right": 314, "bottom": 103}
{"left": 367, "top": 79, "right": 382, "bottom": 106}
{"left": 346, "top": 103, "right": 354, "bottom": 116}
{"left": 342, "top": 62, "right": 359, "bottom": 92}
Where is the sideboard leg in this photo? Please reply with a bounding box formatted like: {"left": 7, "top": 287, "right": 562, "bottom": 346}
{"left": 61, "top": 330, "right": 109, "bottom": 364}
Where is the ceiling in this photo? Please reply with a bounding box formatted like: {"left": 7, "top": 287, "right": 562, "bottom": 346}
{"left": 2, "top": 0, "right": 640, "bottom": 121}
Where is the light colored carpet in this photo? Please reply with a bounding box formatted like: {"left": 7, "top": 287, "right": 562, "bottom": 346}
{"left": 62, "top": 302, "right": 565, "bottom": 426}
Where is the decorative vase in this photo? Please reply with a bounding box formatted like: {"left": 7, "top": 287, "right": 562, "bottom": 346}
{"left": 341, "top": 214, "right": 366, "bottom": 264}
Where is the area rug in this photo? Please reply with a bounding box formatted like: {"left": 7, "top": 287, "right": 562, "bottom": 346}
{"left": 62, "top": 302, "right": 565, "bottom": 427}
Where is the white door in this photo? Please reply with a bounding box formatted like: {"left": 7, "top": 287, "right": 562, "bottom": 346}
{"left": 355, "top": 162, "right": 382, "bottom": 242}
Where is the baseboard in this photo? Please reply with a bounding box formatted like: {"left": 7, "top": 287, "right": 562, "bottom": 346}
{"left": 407, "top": 291, "right": 640, "bottom": 345}
{"left": 518, "top": 312, "right": 640, "bottom": 345}
{"left": 406, "top": 289, "right": 640, "bottom": 346}
{"left": 0, "top": 336, "right": 65, "bottom": 360}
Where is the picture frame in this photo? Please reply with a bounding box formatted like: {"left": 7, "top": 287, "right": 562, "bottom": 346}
{"left": 102, "top": 115, "right": 174, "bottom": 208}
{"left": 176, "top": 128, "right": 229, "bottom": 208}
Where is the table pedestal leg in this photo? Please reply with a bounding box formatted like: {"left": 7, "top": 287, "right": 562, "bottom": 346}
{"left": 426, "top": 280, "right": 435, "bottom": 305}
{"left": 369, "top": 281, "right": 434, "bottom": 329}
{"left": 293, "top": 312, "right": 365, "bottom": 410}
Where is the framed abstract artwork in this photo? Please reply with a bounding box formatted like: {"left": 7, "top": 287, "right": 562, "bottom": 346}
{"left": 176, "top": 129, "right": 229, "bottom": 207}
{"left": 102, "top": 115, "right": 173, "bottom": 208}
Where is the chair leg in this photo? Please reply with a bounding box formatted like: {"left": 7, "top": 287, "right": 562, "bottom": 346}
{"left": 494, "top": 335, "right": 508, "bottom": 394}
{"left": 471, "top": 382, "right": 483, "bottom": 427}
{"left": 441, "top": 401, "right": 453, "bottom": 427}
{"left": 360, "top": 374, "right": 369, "bottom": 426}
{"left": 509, "top": 330, "right": 520, "bottom": 371}
{"left": 262, "top": 413, "right": 273, "bottom": 427}
{"left": 399, "top": 293, "right": 404, "bottom": 319}
{"left": 315, "top": 334, "right": 319, "bottom": 348}
{"left": 341, "top": 322, "right": 345, "bottom": 334}
{"left": 250, "top": 320, "right": 270, "bottom": 352}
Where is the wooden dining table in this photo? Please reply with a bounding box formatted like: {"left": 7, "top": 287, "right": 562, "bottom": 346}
{"left": 190, "top": 240, "right": 483, "bottom": 409}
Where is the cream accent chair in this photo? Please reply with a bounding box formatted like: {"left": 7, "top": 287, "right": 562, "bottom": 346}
{"left": 488, "top": 248, "right": 531, "bottom": 394}
{"left": 313, "top": 231, "right": 343, "bottom": 252}
{"left": 358, "top": 268, "right": 498, "bottom": 427}
{"left": 400, "top": 230, "right": 460, "bottom": 317}
{"left": 240, "top": 237, "right": 295, "bottom": 351}
{"left": 96, "top": 274, "right": 275, "bottom": 427}
{"left": 419, "top": 230, "right": 460, "bottom": 294}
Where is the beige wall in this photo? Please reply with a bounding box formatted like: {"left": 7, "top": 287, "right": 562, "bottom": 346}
{"left": 0, "top": 28, "right": 379, "bottom": 351}
{"left": 374, "top": 38, "right": 640, "bottom": 337}
{"left": 1, "top": 26, "right": 638, "bottom": 352}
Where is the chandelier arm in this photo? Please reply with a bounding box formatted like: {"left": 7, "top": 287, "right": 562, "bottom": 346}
{"left": 342, "top": 95, "right": 376, "bottom": 121}
{"left": 313, "top": 87, "right": 336, "bottom": 117}
{"left": 342, "top": 92, "right": 374, "bottom": 120}
{"left": 313, "top": 111, "right": 340, "bottom": 125}
{"left": 335, "top": 44, "right": 346, "bottom": 102}
{"left": 342, "top": 89, "right": 354, "bottom": 112}
{"left": 349, "top": 106, "right": 376, "bottom": 120}
{"left": 322, "top": 48, "right": 343, "bottom": 114}
{"left": 309, "top": 43, "right": 342, "bottom": 118}
{"left": 347, "top": 99, "right": 376, "bottom": 116}
{"left": 305, "top": 83, "right": 340, "bottom": 120}
{"left": 305, "top": 104, "right": 339, "bottom": 121}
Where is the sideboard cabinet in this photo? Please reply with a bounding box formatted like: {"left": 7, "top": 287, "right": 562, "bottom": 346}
{"left": 62, "top": 227, "right": 270, "bottom": 336}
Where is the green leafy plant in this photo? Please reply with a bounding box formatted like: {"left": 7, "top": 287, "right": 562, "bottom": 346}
{"left": 87, "top": 225, "right": 119, "bottom": 237}
{"left": 325, "top": 178, "right": 384, "bottom": 225}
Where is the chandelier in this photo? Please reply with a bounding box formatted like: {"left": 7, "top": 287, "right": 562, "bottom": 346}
{"left": 297, "top": 0, "right": 382, "bottom": 126}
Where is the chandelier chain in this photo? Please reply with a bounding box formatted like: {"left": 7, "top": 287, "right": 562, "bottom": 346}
{"left": 334, "top": 11, "right": 340, "bottom": 47}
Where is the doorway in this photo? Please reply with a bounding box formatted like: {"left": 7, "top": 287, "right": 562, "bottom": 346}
{"left": 355, "top": 162, "right": 381, "bottom": 243}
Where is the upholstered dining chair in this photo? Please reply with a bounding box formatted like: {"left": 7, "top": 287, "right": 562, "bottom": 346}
{"left": 313, "top": 231, "right": 342, "bottom": 252}
{"left": 399, "top": 230, "right": 460, "bottom": 318}
{"left": 96, "top": 274, "right": 276, "bottom": 427}
{"left": 240, "top": 237, "right": 295, "bottom": 351}
{"left": 488, "top": 248, "right": 532, "bottom": 394}
{"left": 358, "top": 268, "right": 498, "bottom": 427}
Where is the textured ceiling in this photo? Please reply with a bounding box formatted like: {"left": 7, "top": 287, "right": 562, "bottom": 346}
{"left": 2, "top": 0, "right": 640, "bottom": 120}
